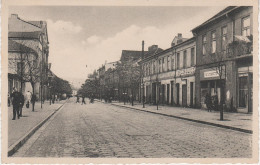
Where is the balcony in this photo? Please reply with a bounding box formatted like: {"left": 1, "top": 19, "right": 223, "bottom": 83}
{"left": 227, "top": 35, "right": 253, "bottom": 57}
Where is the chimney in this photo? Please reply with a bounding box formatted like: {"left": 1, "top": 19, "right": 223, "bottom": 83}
{"left": 11, "top": 14, "right": 18, "bottom": 19}
{"left": 148, "top": 45, "right": 158, "bottom": 52}
{"left": 178, "top": 33, "right": 182, "bottom": 38}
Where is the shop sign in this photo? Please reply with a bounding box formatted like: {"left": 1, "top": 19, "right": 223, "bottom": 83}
{"left": 204, "top": 70, "right": 219, "bottom": 78}
{"left": 200, "top": 66, "right": 225, "bottom": 81}
{"left": 176, "top": 67, "right": 195, "bottom": 77}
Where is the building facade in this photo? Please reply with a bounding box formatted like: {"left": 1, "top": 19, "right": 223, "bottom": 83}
{"left": 8, "top": 14, "right": 49, "bottom": 100}
{"left": 141, "top": 35, "right": 196, "bottom": 108}
{"left": 192, "top": 6, "right": 253, "bottom": 113}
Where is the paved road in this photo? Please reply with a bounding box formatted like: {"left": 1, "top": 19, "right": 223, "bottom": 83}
{"left": 13, "top": 98, "right": 252, "bottom": 158}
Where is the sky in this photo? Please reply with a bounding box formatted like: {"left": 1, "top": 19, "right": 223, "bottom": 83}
{"left": 9, "top": 6, "right": 226, "bottom": 88}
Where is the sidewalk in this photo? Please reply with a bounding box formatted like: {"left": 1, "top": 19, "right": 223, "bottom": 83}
{"left": 99, "top": 100, "right": 252, "bottom": 134}
{"left": 8, "top": 100, "right": 66, "bottom": 155}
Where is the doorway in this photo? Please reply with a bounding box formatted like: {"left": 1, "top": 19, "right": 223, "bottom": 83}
{"left": 190, "top": 82, "right": 194, "bottom": 107}
{"left": 182, "top": 84, "right": 187, "bottom": 107}
{"left": 176, "top": 83, "right": 179, "bottom": 105}
{"left": 167, "top": 84, "right": 170, "bottom": 104}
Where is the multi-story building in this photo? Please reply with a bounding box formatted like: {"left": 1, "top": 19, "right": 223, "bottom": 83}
{"left": 192, "top": 6, "right": 253, "bottom": 113}
{"left": 141, "top": 34, "right": 196, "bottom": 107}
{"left": 8, "top": 14, "right": 49, "bottom": 100}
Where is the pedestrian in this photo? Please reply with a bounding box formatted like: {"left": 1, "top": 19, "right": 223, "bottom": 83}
{"left": 205, "top": 93, "right": 212, "bottom": 112}
{"left": 25, "top": 91, "right": 32, "bottom": 108}
{"left": 76, "top": 95, "right": 80, "bottom": 103}
{"left": 8, "top": 92, "right": 11, "bottom": 107}
{"left": 31, "top": 94, "right": 36, "bottom": 111}
{"left": 10, "top": 88, "right": 22, "bottom": 120}
{"left": 55, "top": 94, "right": 58, "bottom": 101}
{"left": 82, "top": 95, "right": 86, "bottom": 105}
{"left": 19, "top": 93, "right": 25, "bottom": 117}
{"left": 52, "top": 94, "right": 55, "bottom": 104}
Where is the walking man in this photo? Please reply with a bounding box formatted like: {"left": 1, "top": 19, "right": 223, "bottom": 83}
{"left": 205, "top": 93, "right": 212, "bottom": 112}
{"left": 76, "top": 95, "right": 80, "bottom": 103}
{"left": 10, "top": 88, "right": 22, "bottom": 120}
{"left": 19, "top": 93, "right": 25, "bottom": 117}
{"left": 82, "top": 95, "right": 86, "bottom": 105}
{"left": 25, "top": 91, "right": 32, "bottom": 108}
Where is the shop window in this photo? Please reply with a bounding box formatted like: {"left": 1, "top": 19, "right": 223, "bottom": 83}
{"left": 239, "top": 76, "right": 248, "bottom": 107}
{"left": 242, "top": 16, "right": 250, "bottom": 37}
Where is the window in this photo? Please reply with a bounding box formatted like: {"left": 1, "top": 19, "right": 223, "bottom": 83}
{"left": 202, "top": 35, "right": 207, "bottom": 55}
{"left": 171, "top": 55, "right": 175, "bottom": 70}
{"left": 191, "top": 48, "right": 195, "bottom": 66}
{"left": 211, "top": 31, "right": 216, "bottom": 54}
{"left": 242, "top": 16, "right": 250, "bottom": 37}
{"left": 162, "top": 58, "right": 165, "bottom": 72}
{"left": 177, "top": 53, "right": 180, "bottom": 69}
{"left": 17, "top": 62, "right": 25, "bottom": 75}
{"left": 221, "top": 26, "right": 227, "bottom": 50}
{"left": 153, "top": 61, "right": 156, "bottom": 74}
{"left": 159, "top": 59, "right": 161, "bottom": 73}
{"left": 167, "top": 56, "right": 171, "bottom": 71}
{"left": 183, "top": 50, "right": 187, "bottom": 68}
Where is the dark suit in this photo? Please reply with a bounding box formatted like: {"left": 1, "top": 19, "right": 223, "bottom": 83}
{"left": 11, "top": 91, "right": 23, "bottom": 120}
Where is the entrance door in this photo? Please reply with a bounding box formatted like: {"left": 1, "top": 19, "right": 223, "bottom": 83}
{"left": 182, "top": 84, "right": 187, "bottom": 107}
{"left": 167, "top": 84, "right": 170, "bottom": 104}
{"left": 171, "top": 81, "right": 174, "bottom": 105}
{"left": 162, "top": 84, "right": 165, "bottom": 104}
{"left": 239, "top": 76, "right": 248, "bottom": 107}
{"left": 152, "top": 83, "right": 156, "bottom": 105}
{"left": 176, "top": 83, "right": 179, "bottom": 105}
{"left": 190, "top": 82, "right": 194, "bottom": 107}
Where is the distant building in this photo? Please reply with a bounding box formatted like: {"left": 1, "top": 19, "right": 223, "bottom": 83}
{"left": 140, "top": 34, "right": 196, "bottom": 107}
{"left": 8, "top": 14, "right": 49, "bottom": 100}
{"left": 192, "top": 6, "right": 253, "bottom": 113}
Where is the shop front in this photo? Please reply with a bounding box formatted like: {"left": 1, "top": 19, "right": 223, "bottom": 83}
{"left": 237, "top": 66, "right": 253, "bottom": 113}
{"left": 199, "top": 66, "right": 225, "bottom": 109}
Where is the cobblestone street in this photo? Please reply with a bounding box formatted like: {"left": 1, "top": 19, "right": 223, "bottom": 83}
{"left": 13, "top": 98, "right": 252, "bottom": 158}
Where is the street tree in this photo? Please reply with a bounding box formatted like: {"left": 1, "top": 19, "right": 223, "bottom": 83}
{"left": 9, "top": 39, "right": 40, "bottom": 111}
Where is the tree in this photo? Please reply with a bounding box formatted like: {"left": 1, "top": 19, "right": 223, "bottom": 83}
{"left": 209, "top": 51, "right": 226, "bottom": 120}
{"left": 115, "top": 58, "right": 141, "bottom": 105}
{"left": 9, "top": 39, "right": 41, "bottom": 111}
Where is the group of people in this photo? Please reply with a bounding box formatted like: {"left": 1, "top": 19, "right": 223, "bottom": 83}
{"left": 8, "top": 88, "right": 36, "bottom": 120}
{"left": 76, "top": 95, "right": 94, "bottom": 105}
{"left": 205, "top": 93, "right": 219, "bottom": 112}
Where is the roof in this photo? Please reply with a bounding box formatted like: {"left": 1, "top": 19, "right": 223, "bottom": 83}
{"left": 8, "top": 40, "right": 37, "bottom": 55}
{"left": 28, "top": 21, "right": 43, "bottom": 28}
{"left": 120, "top": 50, "right": 148, "bottom": 62}
{"left": 144, "top": 48, "right": 164, "bottom": 58}
{"left": 192, "top": 6, "right": 239, "bottom": 32}
{"left": 9, "top": 16, "right": 42, "bottom": 32}
{"left": 9, "top": 31, "right": 42, "bottom": 39}
{"left": 140, "top": 37, "right": 195, "bottom": 64}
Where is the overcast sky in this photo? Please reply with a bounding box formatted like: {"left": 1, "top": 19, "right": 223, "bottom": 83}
{"left": 9, "top": 6, "right": 226, "bottom": 88}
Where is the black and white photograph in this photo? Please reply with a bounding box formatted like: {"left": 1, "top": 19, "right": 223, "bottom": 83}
{"left": 1, "top": 0, "right": 258, "bottom": 164}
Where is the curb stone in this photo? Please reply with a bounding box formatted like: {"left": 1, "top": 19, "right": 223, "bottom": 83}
{"left": 98, "top": 100, "right": 252, "bottom": 134}
{"left": 8, "top": 102, "right": 66, "bottom": 156}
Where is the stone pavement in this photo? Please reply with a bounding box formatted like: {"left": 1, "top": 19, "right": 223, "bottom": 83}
{"left": 99, "top": 100, "right": 252, "bottom": 133}
{"left": 8, "top": 100, "right": 66, "bottom": 151}
{"left": 13, "top": 100, "right": 252, "bottom": 158}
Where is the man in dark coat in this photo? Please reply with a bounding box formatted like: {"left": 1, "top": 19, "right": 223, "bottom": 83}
{"left": 82, "top": 95, "right": 86, "bottom": 105}
{"left": 19, "top": 93, "right": 25, "bottom": 117}
{"left": 205, "top": 93, "right": 212, "bottom": 112}
{"left": 10, "top": 88, "right": 23, "bottom": 120}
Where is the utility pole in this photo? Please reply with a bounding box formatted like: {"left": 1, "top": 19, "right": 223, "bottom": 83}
{"left": 142, "top": 40, "right": 145, "bottom": 108}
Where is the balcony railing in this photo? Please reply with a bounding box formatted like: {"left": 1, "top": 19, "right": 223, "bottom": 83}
{"left": 227, "top": 35, "right": 253, "bottom": 57}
